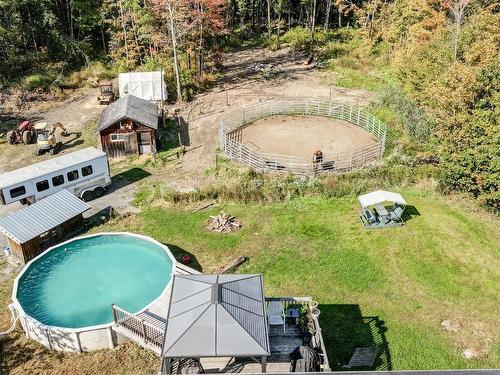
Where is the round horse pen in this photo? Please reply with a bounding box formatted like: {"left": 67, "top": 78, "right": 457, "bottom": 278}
{"left": 219, "top": 99, "right": 387, "bottom": 175}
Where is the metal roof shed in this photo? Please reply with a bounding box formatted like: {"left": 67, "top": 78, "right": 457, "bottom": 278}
{"left": 160, "top": 274, "right": 270, "bottom": 374}
{"left": 97, "top": 95, "right": 159, "bottom": 158}
{"left": 97, "top": 94, "right": 159, "bottom": 132}
{"left": 0, "top": 189, "right": 90, "bottom": 263}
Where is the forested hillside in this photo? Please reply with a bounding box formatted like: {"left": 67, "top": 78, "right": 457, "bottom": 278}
{"left": 0, "top": 0, "right": 498, "bottom": 209}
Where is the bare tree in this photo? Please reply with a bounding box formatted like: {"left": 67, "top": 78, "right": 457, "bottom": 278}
{"left": 324, "top": 0, "right": 332, "bottom": 30}
{"left": 450, "top": 0, "right": 469, "bottom": 59}
{"left": 166, "top": 0, "right": 182, "bottom": 101}
{"left": 311, "top": 0, "right": 316, "bottom": 41}
{"left": 267, "top": 0, "right": 272, "bottom": 44}
{"left": 117, "top": 0, "right": 129, "bottom": 61}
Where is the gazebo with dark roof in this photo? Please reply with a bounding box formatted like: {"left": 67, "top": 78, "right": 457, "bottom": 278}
{"left": 160, "top": 274, "right": 270, "bottom": 374}
{"left": 97, "top": 94, "right": 159, "bottom": 158}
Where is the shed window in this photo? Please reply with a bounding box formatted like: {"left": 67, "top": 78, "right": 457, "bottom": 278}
{"left": 82, "top": 165, "right": 93, "bottom": 177}
{"left": 9, "top": 186, "right": 26, "bottom": 198}
{"left": 67, "top": 170, "right": 79, "bottom": 181}
{"left": 110, "top": 134, "right": 125, "bottom": 142}
{"left": 52, "top": 175, "right": 65, "bottom": 186}
{"left": 36, "top": 180, "right": 49, "bottom": 192}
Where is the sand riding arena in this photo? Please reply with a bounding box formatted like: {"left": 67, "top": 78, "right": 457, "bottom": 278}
{"left": 219, "top": 99, "right": 387, "bottom": 175}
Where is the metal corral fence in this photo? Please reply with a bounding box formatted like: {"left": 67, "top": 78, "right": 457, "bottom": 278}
{"left": 219, "top": 98, "right": 387, "bottom": 176}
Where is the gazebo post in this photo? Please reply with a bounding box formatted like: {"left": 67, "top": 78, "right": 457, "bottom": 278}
{"left": 261, "top": 356, "right": 267, "bottom": 373}
{"left": 160, "top": 357, "right": 171, "bottom": 375}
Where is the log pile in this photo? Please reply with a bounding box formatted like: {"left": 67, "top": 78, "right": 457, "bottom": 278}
{"left": 207, "top": 213, "right": 241, "bottom": 234}
{"left": 218, "top": 255, "right": 247, "bottom": 273}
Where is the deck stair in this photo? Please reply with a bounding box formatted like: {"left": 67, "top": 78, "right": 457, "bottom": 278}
{"left": 111, "top": 262, "right": 200, "bottom": 355}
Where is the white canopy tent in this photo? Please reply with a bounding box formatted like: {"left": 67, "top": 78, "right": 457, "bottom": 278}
{"left": 118, "top": 71, "right": 168, "bottom": 102}
{"left": 358, "top": 190, "right": 407, "bottom": 209}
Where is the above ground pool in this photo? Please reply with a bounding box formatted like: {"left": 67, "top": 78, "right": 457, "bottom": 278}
{"left": 15, "top": 233, "right": 175, "bottom": 329}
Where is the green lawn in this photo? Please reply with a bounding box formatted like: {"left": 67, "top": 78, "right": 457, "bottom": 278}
{"left": 94, "top": 188, "right": 500, "bottom": 371}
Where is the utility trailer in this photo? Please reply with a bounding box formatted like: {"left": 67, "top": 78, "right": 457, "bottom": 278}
{"left": 0, "top": 147, "right": 111, "bottom": 205}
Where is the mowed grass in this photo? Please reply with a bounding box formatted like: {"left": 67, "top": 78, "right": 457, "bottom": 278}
{"left": 96, "top": 188, "right": 500, "bottom": 371}
{"left": 1, "top": 189, "right": 498, "bottom": 373}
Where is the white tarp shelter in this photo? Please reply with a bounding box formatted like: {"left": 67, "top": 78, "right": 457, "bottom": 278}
{"left": 118, "top": 71, "right": 168, "bottom": 101}
{"left": 358, "top": 190, "right": 406, "bottom": 209}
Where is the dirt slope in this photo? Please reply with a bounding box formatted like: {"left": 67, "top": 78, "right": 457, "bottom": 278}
{"left": 173, "top": 47, "right": 372, "bottom": 187}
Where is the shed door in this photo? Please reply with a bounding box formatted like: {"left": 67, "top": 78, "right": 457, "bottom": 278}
{"left": 137, "top": 132, "right": 151, "bottom": 154}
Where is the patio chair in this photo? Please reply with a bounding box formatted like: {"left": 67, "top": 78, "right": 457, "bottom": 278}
{"left": 170, "top": 358, "right": 205, "bottom": 374}
{"left": 364, "top": 209, "right": 377, "bottom": 225}
{"left": 268, "top": 301, "right": 286, "bottom": 333}
{"left": 390, "top": 206, "right": 404, "bottom": 222}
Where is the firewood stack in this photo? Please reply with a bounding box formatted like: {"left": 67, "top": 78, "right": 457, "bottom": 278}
{"left": 207, "top": 213, "right": 241, "bottom": 234}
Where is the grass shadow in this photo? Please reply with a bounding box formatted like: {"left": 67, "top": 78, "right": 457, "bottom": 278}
{"left": 162, "top": 243, "right": 203, "bottom": 272}
{"left": 61, "top": 131, "right": 83, "bottom": 151}
{"left": 318, "top": 304, "right": 392, "bottom": 371}
{"left": 404, "top": 204, "right": 421, "bottom": 219}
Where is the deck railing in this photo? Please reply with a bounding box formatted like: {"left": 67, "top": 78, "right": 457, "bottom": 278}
{"left": 111, "top": 304, "right": 164, "bottom": 352}
{"left": 112, "top": 297, "right": 330, "bottom": 372}
{"left": 265, "top": 297, "right": 331, "bottom": 372}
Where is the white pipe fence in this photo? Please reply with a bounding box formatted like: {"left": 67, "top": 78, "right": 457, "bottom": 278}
{"left": 219, "top": 99, "right": 387, "bottom": 176}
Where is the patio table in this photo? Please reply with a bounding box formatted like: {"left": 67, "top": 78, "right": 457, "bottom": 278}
{"left": 374, "top": 204, "right": 389, "bottom": 217}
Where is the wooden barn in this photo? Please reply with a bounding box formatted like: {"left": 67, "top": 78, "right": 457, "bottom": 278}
{"left": 98, "top": 94, "right": 159, "bottom": 158}
{"left": 0, "top": 190, "right": 90, "bottom": 264}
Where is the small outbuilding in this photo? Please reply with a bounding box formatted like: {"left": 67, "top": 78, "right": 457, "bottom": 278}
{"left": 0, "top": 189, "right": 90, "bottom": 263}
{"left": 97, "top": 94, "right": 159, "bottom": 158}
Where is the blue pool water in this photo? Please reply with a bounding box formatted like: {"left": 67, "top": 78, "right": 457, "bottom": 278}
{"left": 17, "top": 234, "right": 174, "bottom": 328}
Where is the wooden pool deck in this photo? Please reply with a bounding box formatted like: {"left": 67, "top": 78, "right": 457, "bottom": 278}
{"left": 112, "top": 263, "right": 331, "bottom": 373}
{"left": 112, "top": 262, "right": 199, "bottom": 354}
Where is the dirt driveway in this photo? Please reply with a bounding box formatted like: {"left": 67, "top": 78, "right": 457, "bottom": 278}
{"left": 174, "top": 47, "right": 373, "bottom": 186}
{"left": 0, "top": 88, "right": 102, "bottom": 174}
{"left": 0, "top": 46, "right": 373, "bottom": 218}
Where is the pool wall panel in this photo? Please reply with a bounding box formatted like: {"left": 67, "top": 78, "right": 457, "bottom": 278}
{"left": 20, "top": 309, "right": 129, "bottom": 352}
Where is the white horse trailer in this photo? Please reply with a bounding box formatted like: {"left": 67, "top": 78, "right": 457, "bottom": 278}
{"left": 0, "top": 147, "right": 111, "bottom": 205}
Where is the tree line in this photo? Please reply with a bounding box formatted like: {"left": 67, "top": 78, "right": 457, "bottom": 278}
{"left": 0, "top": 0, "right": 498, "bottom": 209}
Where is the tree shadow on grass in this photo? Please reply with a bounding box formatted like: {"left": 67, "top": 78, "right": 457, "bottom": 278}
{"left": 319, "top": 304, "right": 392, "bottom": 371}
{"left": 162, "top": 243, "right": 203, "bottom": 273}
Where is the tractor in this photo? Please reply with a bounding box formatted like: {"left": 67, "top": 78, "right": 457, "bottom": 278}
{"left": 97, "top": 80, "right": 115, "bottom": 105}
{"left": 35, "top": 122, "right": 69, "bottom": 156}
{"left": 6, "top": 120, "right": 36, "bottom": 145}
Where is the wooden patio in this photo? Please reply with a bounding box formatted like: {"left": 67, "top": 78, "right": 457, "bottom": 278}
{"left": 111, "top": 265, "right": 330, "bottom": 373}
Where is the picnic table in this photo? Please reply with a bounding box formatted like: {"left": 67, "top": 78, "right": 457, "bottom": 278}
{"left": 374, "top": 205, "right": 389, "bottom": 217}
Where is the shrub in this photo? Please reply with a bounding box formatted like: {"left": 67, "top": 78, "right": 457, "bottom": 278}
{"left": 281, "top": 27, "right": 312, "bottom": 50}
{"left": 377, "top": 85, "right": 434, "bottom": 142}
{"left": 63, "top": 62, "right": 115, "bottom": 89}
{"left": 22, "top": 72, "right": 57, "bottom": 91}
{"left": 134, "top": 162, "right": 438, "bottom": 207}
